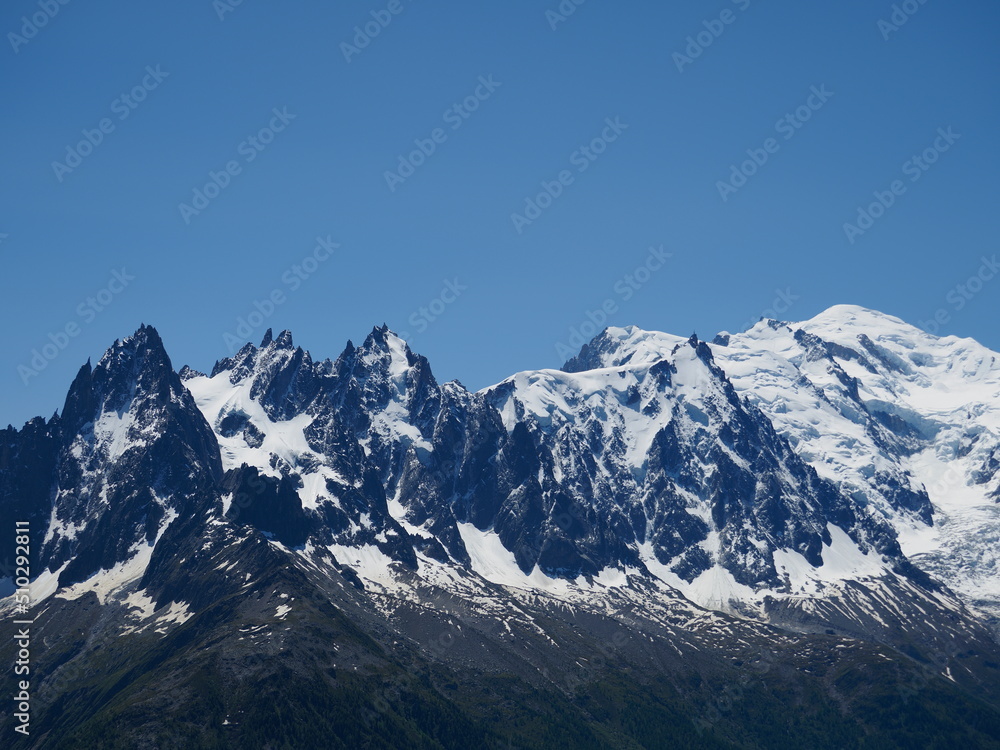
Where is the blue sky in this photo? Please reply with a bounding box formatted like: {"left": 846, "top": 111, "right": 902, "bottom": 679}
{"left": 2, "top": 0, "right": 998, "bottom": 427}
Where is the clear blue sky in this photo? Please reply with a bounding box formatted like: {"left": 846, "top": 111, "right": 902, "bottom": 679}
{"left": 2, "top": 0, "right": 998, "bottom": 428}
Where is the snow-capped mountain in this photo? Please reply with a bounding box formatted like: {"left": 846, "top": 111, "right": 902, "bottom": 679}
{"left": 713, "top": 306, "right": 1000, "bottom": 619}
{"left": 2, "top": 306, "right": 1000, "bottom": 747}
{"left": 555, "top": 308, "right": 1000, "bottom": 624}
{"left": 493, "top": 333, "right": 905, "bottom": 607}
{"left": 1, "top": 326, "right": 222, "bottom": 600}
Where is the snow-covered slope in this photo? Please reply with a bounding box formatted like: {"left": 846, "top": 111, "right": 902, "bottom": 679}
{"left": 571, "top": 308, "right": 999, "bottom": 621}
{"left": 713, "top": 305, "right": 1000, "bottom": 618}
{"left": 485, "top": 333, "right": 917, "bottom": 618}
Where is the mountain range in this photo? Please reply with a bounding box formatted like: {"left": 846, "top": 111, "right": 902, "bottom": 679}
{"left": 2, "top": 305, "right": 999, "bottom": 748}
